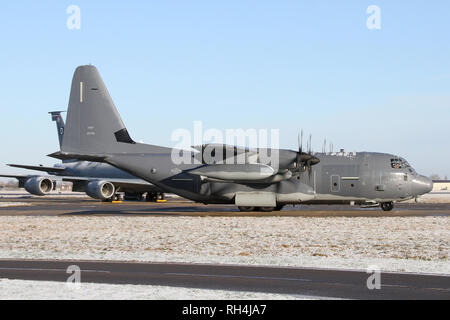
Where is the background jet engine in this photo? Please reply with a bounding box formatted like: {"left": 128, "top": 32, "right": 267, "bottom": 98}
{"left": 24, "top": 177, "right": 54, "bottom": 196}
{"left": 85, "top": 180, "right": 115, "bottom": 200}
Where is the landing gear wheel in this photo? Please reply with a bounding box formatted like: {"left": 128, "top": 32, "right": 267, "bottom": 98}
{"left": 112, "top": 193, "right": 122, "bottom": 201}
{"left": 256, "top": 206, "right": 276, "bottom": 212}
{"left": 380, "top": 202, "right": 394, "bottom": 211}
{"left": 238, "top": 206, "right": 255, "bottom": 212}
{"left": 146, "top": 192, "right": 157, "bottom": 202}
{"left": 124, "top": 192, "right": 143, "bottom": 201}
{"left": 103, "top": 193, "right": 122, "bottom": 202}
{"left": 156, "top": 193, "right": 165, "bottom": 201}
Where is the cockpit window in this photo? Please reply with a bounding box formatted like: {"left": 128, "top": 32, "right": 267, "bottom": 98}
{"left": 391, "top": 158, "right": 410, "bottom": 169}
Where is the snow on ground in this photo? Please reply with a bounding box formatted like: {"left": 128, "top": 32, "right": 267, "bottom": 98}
{"left": 0, "top": 191, "right": 87, "bottom": 199}
{"left": 0, "top": 216, "right": 448, "bottom": 274}
{"left": 414, "top": 192, "right": 450, "bottom": 203}
{"left": 0, "top": 278, "right": 313, "bottom": 300}
{"left": 0, "top": 202, "right": 31, "bottom": 207}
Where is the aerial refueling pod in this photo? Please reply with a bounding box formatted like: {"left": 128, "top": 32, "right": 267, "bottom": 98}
{"left": 189, "top": 163, "right": 275, "bottom": 182}
{"left": 24, "top": 177, "right": 54, "bottom": 196}
{"left": 85, "top": 180, "right": 115, "bottom": 200}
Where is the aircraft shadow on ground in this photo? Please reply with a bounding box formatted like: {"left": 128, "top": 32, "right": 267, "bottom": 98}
{"left": 58, "top": 205, "right": 450, "bottom": 217}
{"left": 60, "top": 206, "right": 238, "bottom": 216}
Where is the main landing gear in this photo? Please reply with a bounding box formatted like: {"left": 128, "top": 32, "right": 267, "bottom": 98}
{"left": 103, "top": 192, "right": 165, "bottom": 203}
{"left": 380, "top": 202, "right": 394, "bottom": 211}
{"left": 102, "top": 193, "right": 124, "bottom": 202}
{"left": 238, "top": 205, "right": 284, "bottom": 212}
{"left": 124, "top": 192, "right": 144, "bottom": 201}
{"left": 145, "top": 192, "right": 165, "bottom": 202}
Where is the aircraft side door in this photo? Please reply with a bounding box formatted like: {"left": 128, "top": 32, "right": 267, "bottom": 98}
{"left": 330, "top": 175, "right": 340, "bottom": 192}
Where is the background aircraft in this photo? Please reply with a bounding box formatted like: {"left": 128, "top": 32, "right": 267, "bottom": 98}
{"left": 53, "top": 65, "right": 433, "bottom": 211}
{"left": 1, "top": 112, "right": 165, "bottom": 202}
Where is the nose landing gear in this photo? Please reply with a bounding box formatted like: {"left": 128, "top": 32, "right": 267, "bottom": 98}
{"left": 380, "top": 202, "right": 394, "bottom": 211}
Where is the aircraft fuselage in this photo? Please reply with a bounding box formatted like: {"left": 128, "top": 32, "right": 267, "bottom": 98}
{"left": 105, "top": 150, "right": 432, "bottom": 207}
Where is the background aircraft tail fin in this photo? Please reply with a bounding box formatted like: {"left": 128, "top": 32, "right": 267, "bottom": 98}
{"left": 49, "top": 111, "right": 66, "bottom": 148}
{"left": 61, "top": 65, "right": 136, "bottom": 155}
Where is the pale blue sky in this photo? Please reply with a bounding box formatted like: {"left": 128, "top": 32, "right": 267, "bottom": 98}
{"left": 0, "top": 1, "right": 449, "bottom": 178}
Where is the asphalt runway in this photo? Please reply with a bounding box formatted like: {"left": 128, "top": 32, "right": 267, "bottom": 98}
{"left": 0, "top": 193, "right": 449, "bottom": 216}
{"left": 0, "top": 259, "right": 448, "bottom": 299}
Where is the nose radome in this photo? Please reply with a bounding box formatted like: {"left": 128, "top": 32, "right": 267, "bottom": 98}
{"left": 412, "top": 175, "right": 433, "bottom": 195}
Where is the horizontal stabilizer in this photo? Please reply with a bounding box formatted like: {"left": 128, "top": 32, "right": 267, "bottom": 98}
{"left": 48, "top": 151, "right": 107, "bottom": 162}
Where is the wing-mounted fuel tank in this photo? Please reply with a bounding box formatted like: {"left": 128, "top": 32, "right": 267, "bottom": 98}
{"left": 188, "top": 163, "right": 293, "bottom": 183}
{"left": 24, "top": 177, "right": 54, "bottom": 195}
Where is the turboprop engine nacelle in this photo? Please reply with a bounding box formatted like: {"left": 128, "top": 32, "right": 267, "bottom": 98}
{"left": 85, "top": 180, "right": 115, "bottom": 200}
{"left": 24, "top": 177, "right": 54, "bottom": 196}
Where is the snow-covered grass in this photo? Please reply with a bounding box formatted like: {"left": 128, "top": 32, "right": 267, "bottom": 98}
{"left": 0, "top": 279, "right": 313, "bottom": 300}
{"left": 0, "top": 216, "right": 448, "bottom": 274}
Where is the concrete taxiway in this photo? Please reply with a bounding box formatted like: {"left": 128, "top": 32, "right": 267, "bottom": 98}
{"left": 0, "top": 193, "right": 449, "bottom": 217}
{"left": 0, "top": 259, "right": 448, "bottom": 299}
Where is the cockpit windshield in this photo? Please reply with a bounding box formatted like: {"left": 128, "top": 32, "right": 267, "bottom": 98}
{"left": 391, "top": 158, "right": 410, "bottom": 169}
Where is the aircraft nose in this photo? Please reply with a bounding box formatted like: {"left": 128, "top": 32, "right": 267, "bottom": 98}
{"left": 411, "top": 175, "right": 433, "bottom": 196}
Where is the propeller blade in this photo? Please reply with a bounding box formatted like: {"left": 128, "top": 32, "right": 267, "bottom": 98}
{"left": 308, "top": 134, "right": 312, "bottom": 154}
{"left": 308, "top": 160, "right": 312, "bottom": 180}
{"left": 292, "top": 131, "right": 320, "bottom": 177}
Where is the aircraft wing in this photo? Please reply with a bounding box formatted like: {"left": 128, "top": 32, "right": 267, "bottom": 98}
{"left": 61, "top": 176, "right": 160, "bottom": 192}
{"left": 7, "top": 164, "right": 66, "bottom": 174}
{"left": 191, "top": 144, "right": 260, "bottom": 164}
{"left": 0, "top": 174, "right": 30, "bottom": 181}
{"left": 0, "top": 174, "right": 61, "bottom": 189}
{"left": 192, "top": 144, "right": 258, "bottom": 155}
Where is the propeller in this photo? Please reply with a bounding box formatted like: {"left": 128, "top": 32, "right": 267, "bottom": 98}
{"left": 293, "top": 131, "right": 320, "bottom": 178}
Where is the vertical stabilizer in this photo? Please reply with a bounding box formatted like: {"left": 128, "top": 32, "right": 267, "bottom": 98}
{"left": 49, "top": 111, "right": 66, "bottom": 148}
{"left": 62, "top": 65, "right": 134, "bottom": 155}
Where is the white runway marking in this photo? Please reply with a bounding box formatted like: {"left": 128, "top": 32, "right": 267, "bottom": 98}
{"left": 166, "top": 272, "right": 312, "bottom": 282}
{"left": 0, "top": 267, "right": 110, "bottom": 273}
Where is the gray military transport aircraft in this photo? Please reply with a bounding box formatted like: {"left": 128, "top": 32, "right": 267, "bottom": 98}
{"left": 50, "top": 65, "right": 433, "bottom": 212}
{"left": 1, "top": 111, "right": 165, "bottom": 202}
